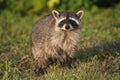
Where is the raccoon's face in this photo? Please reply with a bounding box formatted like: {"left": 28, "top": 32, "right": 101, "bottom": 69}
{"left": 52, "top": 10, "right": 84, "bottom": 31}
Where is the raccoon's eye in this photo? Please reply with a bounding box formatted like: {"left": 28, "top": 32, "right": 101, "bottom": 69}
{"left": 58, "top": 20, "right": 65, "bottom": 27}
{"left": 70, "top": 20, "right": 78, "bottom": 27}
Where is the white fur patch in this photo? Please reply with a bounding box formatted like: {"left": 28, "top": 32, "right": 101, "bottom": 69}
{"left": 69, "top": 17, "right": 80, "bottom": 25}
{"left": 57, "top": 18, "right": 66, "bottom": 24}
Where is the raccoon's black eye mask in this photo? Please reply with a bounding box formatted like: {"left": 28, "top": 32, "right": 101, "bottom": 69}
{"left": 70, "top": 20, "right": 78, "bottom": 27}
{"left": 58, "top": 19, "right": 78, "bottom": 28}
{"left": 58, "top": 20, "right": 66, "bottom": 27}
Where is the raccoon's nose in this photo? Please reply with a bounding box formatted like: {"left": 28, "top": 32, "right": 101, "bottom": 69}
{"left": 65, "top": 25, "right": 70, "bottom": 30}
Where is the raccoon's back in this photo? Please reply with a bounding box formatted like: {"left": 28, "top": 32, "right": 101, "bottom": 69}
{"left": 32, "top": 14, "right": 55, "bottom": 44}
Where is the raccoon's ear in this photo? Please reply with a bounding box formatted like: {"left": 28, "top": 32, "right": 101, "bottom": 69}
{"left": 52, "top": 10, "right": 60, "bottom": 20}
{"left": 76, "top": 10, "right": 84, "bottom": 19}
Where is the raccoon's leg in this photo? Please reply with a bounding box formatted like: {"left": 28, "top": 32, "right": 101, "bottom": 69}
{"left": 34, "top": 59, "right": 46, "bottom": 75}
{"left": 55, "top": 51, "right": 64, "bottom": 65}
{"left": 34, "top": 56, "right": 48, "bottom": 75}
{"left": 61, "top": 48, "right": 74, "bottom": 68}
{"left": 56, "top": 48, "right": 72, "bottom": 68}
{"left": 32, "top": 47, "right": 47, "bottom": 75}
{"left": 55, "top": 53, "right": 72, "bottom": 68}
{"left": 57, "top": 52, "right": 72, "bottom": 68}
{"left": 62, "top": 52, "right": 72, "bottom": 68}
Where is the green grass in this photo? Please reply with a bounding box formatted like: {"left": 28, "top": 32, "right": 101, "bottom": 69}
{"left": 0, "top": 4, "right": 120, "bottom": 80}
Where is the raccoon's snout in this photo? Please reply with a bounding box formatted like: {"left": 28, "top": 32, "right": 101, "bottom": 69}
{"left": 65, "top": 25, "right": 70, "bottom": 30}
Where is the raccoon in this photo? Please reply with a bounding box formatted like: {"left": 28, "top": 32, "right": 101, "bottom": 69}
{"left": 31, "top": 10, "right": 84, "bottom": 74}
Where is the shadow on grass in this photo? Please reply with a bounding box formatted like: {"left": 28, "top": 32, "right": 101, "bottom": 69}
{"left": 75, "top": 40, "right": 120, "bottom": 61}
{"left": 74, "top": 40, "right": 120, "bottom": 74}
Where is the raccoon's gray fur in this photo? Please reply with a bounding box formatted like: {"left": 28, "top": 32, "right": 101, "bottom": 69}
{"left": 31, "top": 10, "right": 84, "bottom": 73}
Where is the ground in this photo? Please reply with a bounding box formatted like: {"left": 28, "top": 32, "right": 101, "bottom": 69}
{"left": 0, "top": 4, "right": 120, "bottom": 80}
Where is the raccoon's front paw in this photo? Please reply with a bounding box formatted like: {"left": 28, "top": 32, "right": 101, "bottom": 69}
{"left": 34, "top": 68, "right": 47, "bottom": 75}
{"left": 60, "top": 60, "right": 73, "bottom": 69}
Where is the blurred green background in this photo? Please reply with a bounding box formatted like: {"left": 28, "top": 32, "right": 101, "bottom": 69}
{"left": 0, "top": 0, "right": 120, "bottom": 80}
{"left": 0, "top": 0, "right": 120, "bottom": 15}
